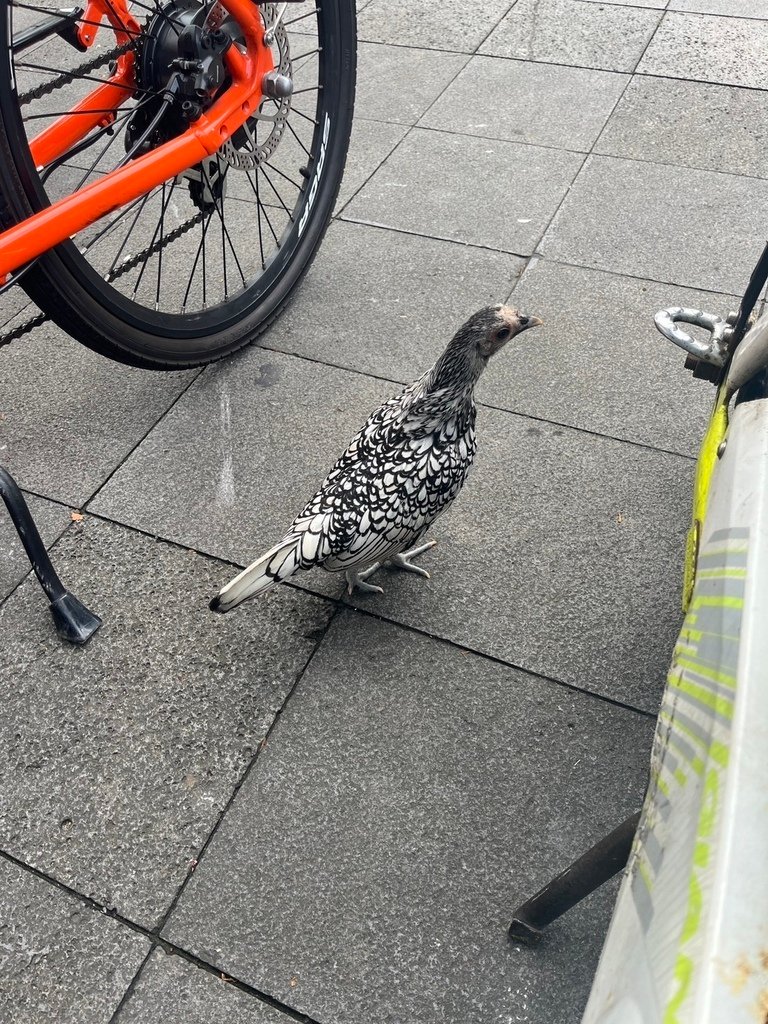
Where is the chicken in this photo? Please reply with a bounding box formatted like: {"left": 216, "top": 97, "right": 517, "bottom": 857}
{"left": 210, "top": 304, "right": 542, "bottom": 612}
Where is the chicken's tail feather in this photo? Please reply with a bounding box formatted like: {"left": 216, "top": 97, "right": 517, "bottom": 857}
{"left": 209, "top": 535, "right": 302, "bottom": 613}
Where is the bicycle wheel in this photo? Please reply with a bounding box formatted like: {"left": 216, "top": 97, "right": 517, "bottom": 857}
{"left": 0, "top": 0, "right": 356, "bottom": 368}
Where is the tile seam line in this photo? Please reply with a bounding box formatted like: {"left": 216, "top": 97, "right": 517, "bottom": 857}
{"left": 514, "top": 88, "right": 626, "bottom": 257}
{"left": 659, "top": 7, "right": 768, "bottom": 25}
{"left": 324, "top": 214, "right": 747, "bottom": 297}
{"left": 334, "top": 33, "right": 479, "bottom": 217}
{"left": 339, "top": 207, "right": 763, "bottom": 273}
{"left": 635, "top": 68, "right": 768, "bottom": 96}
{"left": 0, "top": 516, "right": 81, "bottom": 612}
{"left": 249, "top": 339, "right": 700, "bottom": 461}
{"left": 457, "top": 52, "right": 768, "bottom": 96}
{"left": 472, "top": 0, "right": 523, "bottom": 54}
{"left": 354, "top": 36, "right": 768, "bottom": 77}
{"left": 360, "top": 116, "right": 768, "bottom": 188}
{"left": 589, "top": 11, "right": 667, "bottom": 169}
{"left": 0, "top": 850, "right": 324, "bottom": 1024}
{"left": 0, "top": 369, "right": 205, "bottom": 608}
{"left": 573, "top": 0, "right": 667, "bottom": 9}
{"left": 79, "top": 366, "right": 206, "bottom": 513}
{"left": 37, "top": 502, "right": 659, "bottom": 720}
{"left": 577, "top": 144, "right": 768, "bottom": 186}
{"left": 334, "top": 601, "right": 660, "bottom": 720}
{"left": 531, "top": 0, "right": 668, "bottom": 251}
{"left": 154, "top": 604, "right": 345, "bottom": 934}
{"left": 106, "top": 948, "right": 155, "bottom": 1024}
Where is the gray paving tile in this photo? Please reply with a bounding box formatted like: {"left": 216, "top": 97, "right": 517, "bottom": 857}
{"left": 335, "top": 117, "right": 410, "bottom": 210}
{"left": 265, "top": 220, "right": 525, "bottom": 380}
{"left": 91, "top": 347, "right": 689, "bottom": 711}
{"left": 355, "top": 42, "right": 468, "bottom": 125}
{"left": 339, "top": 408, "right": 690, "bottom": 712}
{"left": 89, "top": 348, "right": 394, "bottom": 574}
{"left": 357, "top": 0, "right": 513, "bottom": 52}
{"left": 480, "top": 259, "right": 725, "bottom": 455}
{"left": 668, "top": 0, "right": 768, "bottom": 16}
{"left": 638, "top": 12, "right": 768, "bottom": 89}
{"left": 343, "top": 127, "right": 584, "bottom": 253}
{"left": 0, "top": 318, "right": 197, "bottom": 506}
{"left": 540, "top": 155, "right": 768, "bottom": 294}
{"left": 0, "top": 856, "right": 150, "bottom": 1024}
{"left": 117, "top": 951, "right": 291, "bottom": 1024}
{"left": 480, "top": 0, "right": 663, "bottom": 72}
{"left": 582, "top": 0, "right": 666, "bottom": 6}
{"left": 421, "top": 56, "right": 628, "bottom": 152}
{"left": 0, "top": 492, "right": 72, "bottom": 602}
{"left": 595, "top": 76, "right": 768, "bottom": 179}
{"left": 163, "top": 612, "right": 655, "bottom": 1024}
{"left": 0, "top": 517, "right": 334, "bottom": 926}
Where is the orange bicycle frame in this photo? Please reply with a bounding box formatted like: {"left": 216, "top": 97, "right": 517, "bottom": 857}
{"left": 0, "top": 0, "right": 274, "bottom": 282}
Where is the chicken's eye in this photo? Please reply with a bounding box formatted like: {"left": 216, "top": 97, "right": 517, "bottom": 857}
{"left": 495, "top": 327, "right": 511, "bottom": 342}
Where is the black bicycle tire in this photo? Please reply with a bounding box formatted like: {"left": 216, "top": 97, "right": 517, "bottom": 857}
{"left": 0, "top": 0, "right": 356, "bottom": 369}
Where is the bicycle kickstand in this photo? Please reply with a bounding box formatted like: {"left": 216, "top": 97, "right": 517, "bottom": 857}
{"left": 508, "top": 812, "right": 640, "bottom": 945}
{"left": 0, "top": 466, "right": 101, "bottom": 644}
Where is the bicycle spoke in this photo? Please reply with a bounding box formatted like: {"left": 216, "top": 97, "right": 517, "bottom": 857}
{"left": 286, "top": 104, "right": 318, "bottom": 127}
{"left": 260, "top": 165, "right": 294, "bottom": 221}
{"left": 201, "top": 158, "right": 247, "bottom": 290}
{"left": 283, "top": 117, "right": 311, "bottom": 158}
{"left": 74, "top": 106, "right": 135, "bottom": 189}
{"left": 155, "top": 180, "right": 168, "bottom": 307}
{"left": 106, "top": 189, "right": 153, "bottom": 279}
{"left": 246, "top": 167, "right": 279, "bottom": 246}
{"left": 282, "top": 9, "right": 317, "bottom": 28}
{"left": 262, "top": 158, "right": 303, "bottom": 192}
{"left": 183, "top": 210, "right": 215, "bottom": 311}
{"left": 16, "top": 62, "right": 152, "bottom": 97}
{"left": 131, "top": 179, "right": 176, "bottom": 298}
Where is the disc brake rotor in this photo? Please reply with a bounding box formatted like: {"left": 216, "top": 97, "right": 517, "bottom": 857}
{"left": 216, "top": 2, "right": 292, "bottom": 171}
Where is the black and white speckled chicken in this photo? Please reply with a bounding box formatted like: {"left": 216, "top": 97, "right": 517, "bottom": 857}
{"left": 210, "top": 305, "right": 542, "bottom": 612}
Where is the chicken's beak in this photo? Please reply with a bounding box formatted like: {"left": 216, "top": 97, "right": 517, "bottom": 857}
{"left": 518, "top": 314, "right": 544, "bottom": 332}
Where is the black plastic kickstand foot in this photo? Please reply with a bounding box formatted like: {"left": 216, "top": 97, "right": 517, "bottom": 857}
{"left": 49, "top": 592, "right": 102, "bottom": 645}
{"left": 509, "top": 811, "right": 641, "bottom": 946}
{"left": 0, "top": 466, "right": 102, "bottom": 644}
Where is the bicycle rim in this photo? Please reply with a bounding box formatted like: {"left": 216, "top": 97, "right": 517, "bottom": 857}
{"left": 0, "top": 0, "right": 356, "bottom": 366}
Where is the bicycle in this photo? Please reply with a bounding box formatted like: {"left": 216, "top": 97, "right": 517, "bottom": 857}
{"left": 508, "top": 244, "right": 768, "bottom": 1024}
{"left": 0, "top": 0, "right": 356, "bottom": 640}
{"left": 0, "top": 0, "right": 356, "bottom": 368}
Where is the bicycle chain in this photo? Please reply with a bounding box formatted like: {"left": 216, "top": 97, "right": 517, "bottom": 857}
{"left": 18, "top": 41, "right": 137, "bottom": 107}
{"left": 2, "top": 36, "right": 206, "bottom": 350}
{"left": 105, "top": 208, "right": 204, "bottom": 281}
{"left": 1, "top": 211, "right": 205, "bottom": 349}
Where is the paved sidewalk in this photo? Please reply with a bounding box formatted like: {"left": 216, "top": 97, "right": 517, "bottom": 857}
{"left": 2, "top": 1, "right": 767, "bottom": 1022}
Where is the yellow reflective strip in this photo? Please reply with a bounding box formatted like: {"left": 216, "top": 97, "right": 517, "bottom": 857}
{"left": 663, "top": 770, "right": 719, "bottom": 1022}
{"left": 693, "top": 840, "right": 709, "bottom": 868}
{"left": 669, "top": 676, "right": 734, "bottom": 720}
{"left": 665, "top": 734, "right": 705, "bottom": 777}
{"left": 697, "top": 568, "right": 746, "bottom": 579}
{"left": 696, "top": 545, "right": 748, "bottom": 559}
{"left": 680, "top": 627, "right": 740, "bottom": 644}
{"left": 689, "top": 595, "right": 744, "bottom": 610}
{"left": 638, "top": 859, "right": 654, "bottom": 893}
{"left": 674, "top": 656, "right": 736, "bottom": 689}
{"left": 658, "top": 711, "right": 729, "bottom": 768}
{"left": 675, "top": 643, "right": 697, "bottom": 656}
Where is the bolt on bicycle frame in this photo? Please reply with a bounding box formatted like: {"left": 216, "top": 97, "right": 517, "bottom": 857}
{"left": 0, "top": 0, "right": 275, "bottom": 284}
